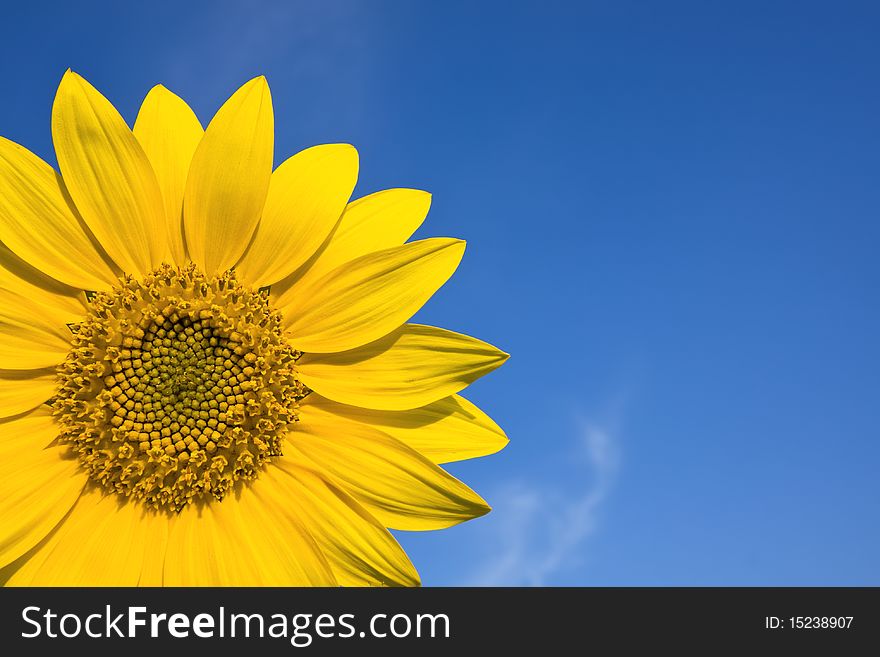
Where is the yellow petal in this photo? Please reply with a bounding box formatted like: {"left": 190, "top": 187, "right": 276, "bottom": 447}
{"left": 134, "top": 85, "right": 204, "bottom": 265}
{"left": 271, "top": 187, "right": 430, "bottom": 308}
{"left": 0, "top": 135, "right": 118, "bottom": 290}
{"left": 288, "top": 416, "right": 490, "bottom": 531}
{"left": 0, "top": 288, "right": 72, "bottom": 369}
{"left": 3, "top": 488, "right": 169, "bottom": 586}
{"left": 134, "top": 508, "right": 170, "bottom": 586}
{"left": 300, "top": 392, "right": 508, "bottom": 464}
{"left": 183, "top": 76, "right": 273, "bottom": 274}
{"left": 0, "top": 244, "right": 88, "bottom": 326}
{"left": 269, "top": 460, "right": 419, "bottom": 586}
{"left": 0, "top": 369, "right": 56, "bottom": 419}
{"left": 297, "top": 324, "right": 508, "bottom": 411}
{"left": 235, "top": 144, "right": 358, "bottom": 287}
{"left": 0, "top": 408, "right": 84, "bottom": 570}
{"left": 164, "top": 482, "right": 336, "bottom": 586}
{"left": 283, "top": 239, "right": 465, "bottom": 353}
{"left": 52, "top": 71, "right": 166, "bottom": 276}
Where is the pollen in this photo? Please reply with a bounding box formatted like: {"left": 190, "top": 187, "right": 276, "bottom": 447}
{"left": 54, "top": 264, "right": 309, "bottom": 511}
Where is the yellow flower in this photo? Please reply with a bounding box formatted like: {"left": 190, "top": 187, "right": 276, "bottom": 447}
{"left": 0, "top": 71, "right": 508, "bottom": 586}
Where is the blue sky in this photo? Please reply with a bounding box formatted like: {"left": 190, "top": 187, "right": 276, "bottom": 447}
{"left": 2, "top": 1, "right": 878, "bottom": 585}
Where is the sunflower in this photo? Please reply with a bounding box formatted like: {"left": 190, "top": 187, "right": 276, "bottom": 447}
{"left": 0, "top": 72, "right": 508, "bottom": 586}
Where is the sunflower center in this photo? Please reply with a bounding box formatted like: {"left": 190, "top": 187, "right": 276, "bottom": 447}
{"left": 54, "top": 264, "right": 308, "bottom": 511}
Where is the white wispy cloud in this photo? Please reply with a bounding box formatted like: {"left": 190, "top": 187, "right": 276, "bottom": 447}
{"left": 466, "top": 414, "right": 621, "bottom": 586}
{"left": 154, "top": 1, "right": 374, "bottom": 122}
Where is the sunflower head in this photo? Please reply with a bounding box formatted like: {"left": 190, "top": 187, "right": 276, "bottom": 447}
{"left": 0, "top": 72, "right": 508, "bottom": 587}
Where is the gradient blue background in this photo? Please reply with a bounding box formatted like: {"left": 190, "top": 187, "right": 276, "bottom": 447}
{"left": 2, "top": 1, "right": 877, "bottom": 584}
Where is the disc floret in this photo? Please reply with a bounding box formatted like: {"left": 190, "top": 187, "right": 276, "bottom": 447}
{"left": 55, "top": 264, "right": 308, "bottom": 511}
